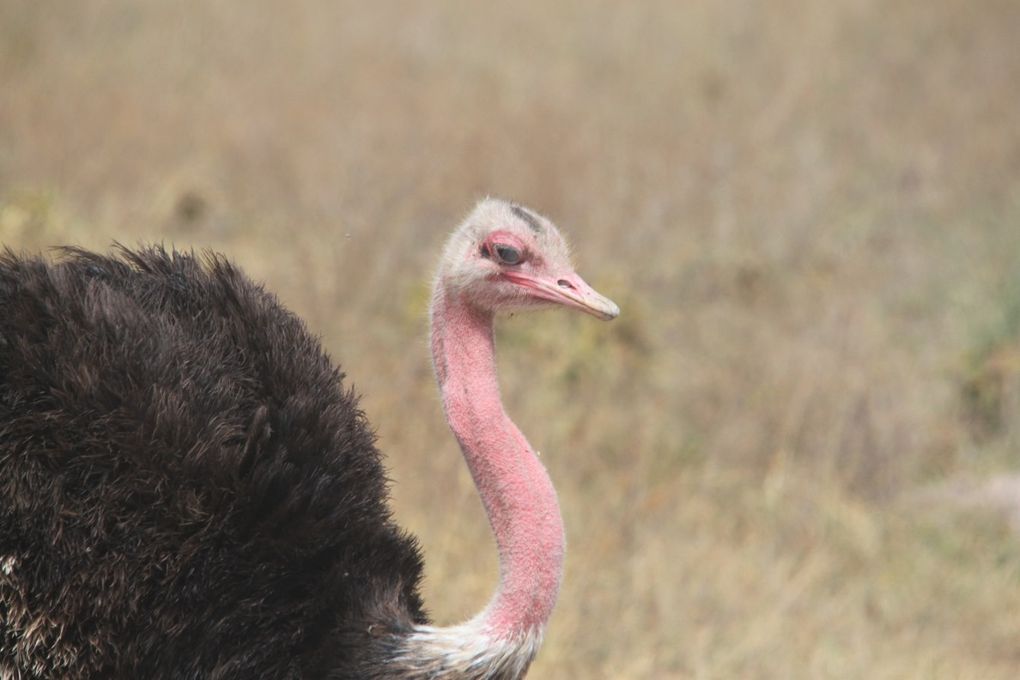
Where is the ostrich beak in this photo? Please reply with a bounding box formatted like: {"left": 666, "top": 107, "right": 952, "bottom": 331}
{"left": 504, "top": 270, "right": 620, "bottom": 321}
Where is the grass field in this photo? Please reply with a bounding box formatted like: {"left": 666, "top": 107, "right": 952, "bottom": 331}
{"left": 3, "top": 1, "right": 1020, "bottom": 677}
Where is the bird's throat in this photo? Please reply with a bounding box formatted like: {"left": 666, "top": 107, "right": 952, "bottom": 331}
{"left": 429, "top": 289, "right": 565, "bottom": 639}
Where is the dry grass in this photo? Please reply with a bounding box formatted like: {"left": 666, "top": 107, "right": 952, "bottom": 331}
{"left": 3, "top": 1, "right": 1020, "bottom": 677}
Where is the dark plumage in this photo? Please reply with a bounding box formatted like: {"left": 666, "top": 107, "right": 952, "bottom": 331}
{"left": 0, "top": 246, "right": 425, "bottom": 678}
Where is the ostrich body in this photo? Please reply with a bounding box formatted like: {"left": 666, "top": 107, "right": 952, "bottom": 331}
{"left": 0, "top": 199, "right": 618, "bottom": 679}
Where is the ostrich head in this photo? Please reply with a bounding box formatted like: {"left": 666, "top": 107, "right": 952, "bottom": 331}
{"left": 435, "top": 199, "right": 620, "bottom": 320}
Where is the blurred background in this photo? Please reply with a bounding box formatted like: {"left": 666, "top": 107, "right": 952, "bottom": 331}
{"left": 2, "top": 1, "right": 1019, "bottom": 677}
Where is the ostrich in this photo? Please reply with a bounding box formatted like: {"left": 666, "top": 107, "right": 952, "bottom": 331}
{"left": 0, "top": 198, "right": 619, "bottom": 679}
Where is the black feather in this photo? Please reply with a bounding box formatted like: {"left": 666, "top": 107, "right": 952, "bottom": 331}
{"left": 0, "top": 245, "right": 426, "bottom": 678}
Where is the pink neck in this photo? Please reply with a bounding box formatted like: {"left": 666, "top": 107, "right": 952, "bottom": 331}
{"left": 429, "top": 287, "right": 565, "bottom": 639}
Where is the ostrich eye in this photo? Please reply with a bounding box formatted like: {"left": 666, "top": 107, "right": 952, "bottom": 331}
{"left": 493, "top": 244, "right": 522, "bottom": 265}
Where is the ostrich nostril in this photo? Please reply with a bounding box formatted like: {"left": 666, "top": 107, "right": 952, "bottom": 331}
{"left": 557, "top": 279, "right": 575, "bottom": 290}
